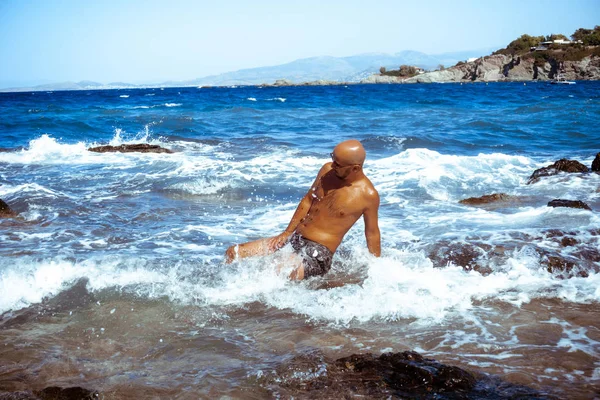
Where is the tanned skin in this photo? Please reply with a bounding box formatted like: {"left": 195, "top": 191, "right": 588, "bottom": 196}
{"left": 225, "top": 139, "right": 381, "bottom": 280}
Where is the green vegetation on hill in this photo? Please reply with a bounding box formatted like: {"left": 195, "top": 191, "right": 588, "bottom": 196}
{"left": 492, "top": 26, "right": 600, "bottom": 62}
{"left": 572, "top": 27, "right": 600, "bottom": 45}
{"left": 494, "top": 34, "right": 545, "bottom": 55}
{"left": 380, "top": 65, "right": 419, "bottom": 78}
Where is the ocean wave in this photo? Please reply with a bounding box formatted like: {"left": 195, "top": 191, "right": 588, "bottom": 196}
{"left": 371, "top": 148, "right": 534, "bottom": 202}
{"left": 0, "top": 135, "right": 90, "bottom": 164}
{"left": 1, "top": 248, "right": 597, "bottom": 322}
{"left": 0, "top": 132, "right": 175, "bottom": 165}
{"left": 167, "top": 178, "right": 231, "bottom": 196}
{"left": 0, "top": 182, "right": 71, "bottom": 200}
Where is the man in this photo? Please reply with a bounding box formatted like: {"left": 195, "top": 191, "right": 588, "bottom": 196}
{"left": 225, "top": 139, "right": 381, "bottom": 280}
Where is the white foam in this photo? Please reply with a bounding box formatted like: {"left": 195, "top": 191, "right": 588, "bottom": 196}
{"left": 0, "top": 182, "right": 66, "bottom": 199}
{"left": 1, "top": 239, "right": 598, "bottom": 324}
{"left": 119, "top": 95, "right": 129, "bottom": 98}
{"left": 371, "top": 149, "right": 533, "bottom": 202}
{"left": 164, "top": 103, "right": 182, "bottom": 107}
{"left": 155, "top": 244, "right": 600, "bottom": 324}
{"left": 0, "top": 257, "right": 170, "bottom": 313}
{"left": 2, "top": 145, "right": 599, "bottom": 325}
{"left": 167, "top": 178, "right": 229, "bottom": 195}
{"left": 0, "top": 260, "right": 82, "bottom": 312}
{"left": 246, "top": 98, "right": 257, "bottom": 102}
{"left": 0, "top": 135, "right": 90, "bottom": 164}
{"left": 0, "top": 131, "right": 177, "bottom": 166}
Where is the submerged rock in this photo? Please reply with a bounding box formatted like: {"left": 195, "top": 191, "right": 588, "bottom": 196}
{"left": 535, "top": 246, "right": 592, "bottom": 279}
{"left": 336, "top": 351, "right": 476, "bottom": 393}
{"left": 259, "top": 350, "right": 546, "bottom": 399}
{"left": 527, "top": 159, "right": 589, "bottom": 184}
{"left": 0, "top": 278, "right": 95, "bottom": 329}
{"left": 459, "top": 193, "right": 516, "bottom": 206}
{"left": 428, "top": 241, "right": 494, "bottom": 275}
{"left": 592, "top": 152, "right": 600, "bottom": 172}
{"left": 88, "top": 143, "right": 173, "bottom": 154}
{"left": 543, "top": 255, "right": 585, "bottom": 278}
{"left": 547, "top": 199, "right": 592, "bottom": 210}
{"left": 36, "top": 386, "right": 98, "bottom": 400}
{"left": 0, "top": 198, "right": 16, "bottom": 218}
{"left": 537, "top": 230, "right": 599, "bottom": 278}
{"left": 0, "top": 386, "right": 97, "bottom": 400}
{"left": 426, "top": 232, "right": 599, "bottom": 279}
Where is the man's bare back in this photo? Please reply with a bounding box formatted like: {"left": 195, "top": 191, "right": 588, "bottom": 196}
{"left": 225, "top": 139, "right": 381, "bottom": 280}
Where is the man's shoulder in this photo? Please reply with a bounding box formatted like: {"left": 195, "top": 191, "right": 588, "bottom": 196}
{"left": 358, "top": 177, "right": 379, "bottom": 200}
{"left": 318, "top": 162, "right": 333, "bottom": 175}
{"left": 360, "top": 176, "right": 378, "bottom": 192}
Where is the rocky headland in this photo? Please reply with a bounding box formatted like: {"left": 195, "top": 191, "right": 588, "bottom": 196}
{"left": 363, "top": 28, "right": 600, "bottom": 84}
{"left": 362, "top": 53, "right": 600, "bottom": 84}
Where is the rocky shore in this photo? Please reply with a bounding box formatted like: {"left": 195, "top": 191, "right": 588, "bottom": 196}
{"left": 361, "top": 54, "right": 600, "bottom": 84}
{"left": 0, "top": 278, "right": 550, "bottom": 399}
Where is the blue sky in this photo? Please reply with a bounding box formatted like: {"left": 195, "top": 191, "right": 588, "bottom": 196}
{"left": 1, "top": 0, "right": 598, "bottom": 87}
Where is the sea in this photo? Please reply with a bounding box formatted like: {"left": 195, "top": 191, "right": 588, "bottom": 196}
{"left": 0, "top": 82, "right": 599, "bottom": 399}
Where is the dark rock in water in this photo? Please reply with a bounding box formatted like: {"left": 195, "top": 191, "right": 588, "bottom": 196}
{"left": 426, "top": 233, "right": 599, "bottom": 280}
{"left": 560, "top": 236, "right": 578, "bottom": 247}
{"left": 42, "top": 277, "right": 95, "bottom": 313}
{"left": 336, "top": 351, "right": 476, "bottom": 394}
{"left": 573, "top": 247, "right": 600, "bottom": 264}
{"left": 547, "top": 199, "right": 592, "bottom": 210}
{"left": 535, "top": 230, "right": 600, "bottom": 278}
{"left": 527, "top": 159, "right": 589, "bottom": 184}
{"left": 0, "top": 391, "right": 38, "bottom": 399}
{"left": 88, "top": 143, "right": 173, "bottom": 154}
{"left": 0, "top": 198, "right": 16, "bottom": 218}
{"left": 259, "top": 350, "right": 548, "bottom": 399}
{"left": 428, "top": 242, "right": 493, "bottom": 275}
{"left": 536, "top": 248, "right": 589, "bottom": 279}
{"left": 544, "top": 255, "right": 578, "bottom": 276}
{"left": 592, "top": 152, "right": 600, "bottom": 172}
{"left": 34, "top": 386, "right": 98, "bottom": 400}
{"left": 0, "top": 386, "right": 97, "bottom": 400}
{"left": 459, "top": 193, "right": 515, "bottom": 205}
{"left": 0, "top": 278, "right": 94, "bottom": 329}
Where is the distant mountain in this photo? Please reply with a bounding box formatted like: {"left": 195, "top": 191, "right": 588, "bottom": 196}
{"left": 0, "top": 80, "right": 141, "bottom": 92}
{"left": 0, "top": 47, "right": 497, "bottom": 92}
{"left": 185, "top": 48, "right": 496, "bottom": 86}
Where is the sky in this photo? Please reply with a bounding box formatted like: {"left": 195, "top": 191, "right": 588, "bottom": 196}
{"left": 0, "top": 0, "right": 599, "bottom": 88}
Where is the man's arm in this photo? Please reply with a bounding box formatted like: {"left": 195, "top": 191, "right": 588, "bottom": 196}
{"left": 268, "top": 163, "right": 331, "bottom": 249}
{"left": 363, "top": 188, "right": 381, "bottom": 257}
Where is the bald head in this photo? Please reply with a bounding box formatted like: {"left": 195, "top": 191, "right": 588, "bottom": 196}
{"left": 332, "top": 139, "right": 366, "bottom": 167}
